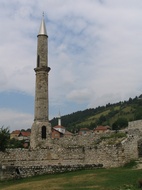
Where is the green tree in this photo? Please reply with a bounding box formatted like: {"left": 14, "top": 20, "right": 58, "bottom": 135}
{"left": 134, "top": 108, "right": 142, "bottom": 120}
{"left": 0, "top": 126, "right": 10, "bottom": 152}
{"left": 8, "top": 138, "right": 25, "bottom": 148}
{"left": 97, "top": 115, "right": 107, "bottom": 125}
{"left": 112, "top": 118, "right": 128, "bottom": 131}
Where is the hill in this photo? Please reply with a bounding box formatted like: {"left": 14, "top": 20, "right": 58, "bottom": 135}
{"left": 50, "top": 95, "right": 142, "bottom": 132}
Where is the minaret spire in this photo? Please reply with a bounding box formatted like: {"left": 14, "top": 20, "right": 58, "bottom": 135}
{"left": 38, "top": 12, "right": 47, "bottom": 36}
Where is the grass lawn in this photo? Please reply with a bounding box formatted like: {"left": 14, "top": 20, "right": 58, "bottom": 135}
{"left": 0, "top": 167, "right": 142, "bottom": 190}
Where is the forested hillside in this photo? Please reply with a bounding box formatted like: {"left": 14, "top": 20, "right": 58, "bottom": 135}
{"left": 50, "top": 95, "right": 142, "bottom": 133}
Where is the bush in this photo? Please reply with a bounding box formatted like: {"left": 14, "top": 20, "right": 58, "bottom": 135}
{"left": 100, "top": 132, "right": 126, "bottom": 140}
{"left": 112, "top": 118, "right": 128, "bottom": 130}
{"left": 123, "top": 160, "right": 137, "bottom": 169}
{"left": 0, "top": 126, "right": 10, "bottom": 152}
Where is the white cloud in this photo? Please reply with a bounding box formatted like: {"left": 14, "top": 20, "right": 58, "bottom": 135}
{"left": 0, "top": 108, "right": 33, "bottom": 131}
{"left": 67, "top": 88, "right": 92, "bottom": 104}
{"left": 0, "top": 0, "right": 142, "bottom": 124}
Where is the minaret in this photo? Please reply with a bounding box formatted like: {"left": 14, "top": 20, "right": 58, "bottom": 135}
{"left": 57, "top": 111, "right": 61, "bottom": 126}
{"left": 30, "top": 14, "right": 51, "bottom": 149}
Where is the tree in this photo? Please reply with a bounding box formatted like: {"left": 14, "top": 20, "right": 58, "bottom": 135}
{"left": 26, "top": 128, "right": 31, "bottom": 132}
{"left": 0, "top": 126, "right": 10, "bottom": 152}
{"left": 21, "top": 129, "right": 25, "bottom": 132}
{"left": 97, "top": 115, "right": 107, "bottom": 125}
{"left": 134, "top": 108, "right": 142, "bottom": 120}
{"left": 9, "top": 138, "right": 25, "bottom": 148}
{"left": 112, "top": 118, "right": 128, "bottom": 131}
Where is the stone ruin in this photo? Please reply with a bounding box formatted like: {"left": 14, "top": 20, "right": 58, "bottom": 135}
{"left": 0, "top": 122, "right": 142, "bottom": 180}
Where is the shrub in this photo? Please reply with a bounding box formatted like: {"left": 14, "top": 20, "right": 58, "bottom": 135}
{"left": 123, "top": 160, "right": 137, "bottom": 169}
{"left": 100, "top": 132, "right": 126, "bottom": 140}
{"left": 0, "top": 126, "right": 10, "bottom": 152}
{"left": 112, "top": 117, "right": 128, "bottom": 130}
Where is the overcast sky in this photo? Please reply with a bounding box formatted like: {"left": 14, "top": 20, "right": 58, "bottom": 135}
{"left": 0, "top": 0, "right": 142, "bottom": 131}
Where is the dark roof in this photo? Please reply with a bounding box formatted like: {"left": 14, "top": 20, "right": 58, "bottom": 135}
{"left": 11, "top": 130, "right": 21, "bottom": 135}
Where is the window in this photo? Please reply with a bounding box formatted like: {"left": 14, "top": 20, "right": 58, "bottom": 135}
{"left": 37, "top": 55, "right": 40, "bottom": 67}
{"left": 42, "top": 126, "right": 46, "bottom": 139}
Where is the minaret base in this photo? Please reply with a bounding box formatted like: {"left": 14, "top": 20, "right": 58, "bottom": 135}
{"left": 30, "top": 121, "right": 52, "bottom": 149}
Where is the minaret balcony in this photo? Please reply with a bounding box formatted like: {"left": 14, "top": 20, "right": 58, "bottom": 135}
{"left": 34, "top": 66, "right": 51, "bottom": 73}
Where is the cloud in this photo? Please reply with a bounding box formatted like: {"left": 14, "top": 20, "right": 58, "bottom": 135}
{"left": 0, "top": 108, "right": 33, "bottom": 131}
{"left": 67, "top": 88, "right": 93, "bottom": 104}
{"left": 42, "top": 0, "right": 142, "bottom": 106}
{"left": 0, "top": 0, "right": 142, "bottom": 130}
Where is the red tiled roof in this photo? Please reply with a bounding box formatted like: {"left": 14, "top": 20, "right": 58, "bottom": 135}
{"left": 20, "top": 132, "right": 31, "bottom": 137}
{"left": 95, "top": 126, "right": 110, "bottom": 131}
{"left": 11, "top": 130, "right": 21, "bottom": 134}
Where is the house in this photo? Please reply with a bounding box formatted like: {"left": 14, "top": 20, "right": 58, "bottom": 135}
{"left": 10, "top": 130, "right": 21, "bottom": 140}
{"left": 17, "top": 131, "right": 31, "bottom": 141}
{"left": 94, "top": 126, "right": 110, "bottom": 134}
{"left": 53, "top": 125, "right": 66, "bottom": 134}
{"left": 52, "top": 126, "right": 73, "bottom": 139}
{"left": 51, "top": 112, "right": 73, "bottom": 139}
{"left": 52, "top": 112, "right": 65, "bottom": 139}
{"left": 51, "top": 127, "right": 64, "bottom": 139}
{"left": 10, "top": 130, "right": 31, "bottom": 148}
{"left": 78, "top": 128, "right": 91, "bottom": 135}
{"left": 10, "top": 130, "right": 31, "bottom": 140}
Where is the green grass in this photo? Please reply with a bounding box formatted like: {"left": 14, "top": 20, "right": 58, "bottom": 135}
{"left": 0, "top": 167, "right": 142, "bottom": 190}
{"left": 76, "top": 109, "right": 111, "bottom": 127}
{"left": 100, "top": 132, "right": 127, "bottom": 140}
{"left": 122, "top": 106, "right": 133, "bottom": 113}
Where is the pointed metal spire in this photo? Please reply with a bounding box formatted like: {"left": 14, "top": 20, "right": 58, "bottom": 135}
{"left": 38, "top": 12, "right": 47, "bottom": 36}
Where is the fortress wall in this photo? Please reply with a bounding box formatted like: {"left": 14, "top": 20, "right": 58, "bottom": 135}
{"left": 0, "top": 129, "right": 141, "bottom": 180}
{"left": 0, "top": 164, "right": 103, "bottom": 180}
{"left": 128, "top": 120, "right": 142, "bottom": 131}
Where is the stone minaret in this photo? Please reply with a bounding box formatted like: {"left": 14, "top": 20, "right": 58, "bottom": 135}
{"left": 30, "top": 15, "right": 51, "bottom": 149}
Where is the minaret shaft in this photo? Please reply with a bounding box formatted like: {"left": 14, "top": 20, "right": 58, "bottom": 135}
{"left": 34, "top": 35, "right": 50, "bottom": 121}
{"left": 34, "top": 69, "right": 49, "bottom": 121}
{"left": 37, "top": 35, "right": 48, "bottom": 68}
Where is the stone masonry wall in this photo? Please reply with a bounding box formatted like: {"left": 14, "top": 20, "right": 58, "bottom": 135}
{"left": 128, "top": 120, "right": 142, "bottom": 131}
{"left": 0, "top": 128, "right": 141, "bottom": 180}
{"left": 0, "top": 164, "right": 103, "bottom": 180}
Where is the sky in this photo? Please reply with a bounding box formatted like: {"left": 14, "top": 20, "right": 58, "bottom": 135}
{"left": 0, "top": 0, "right": 142, "bottom": 131}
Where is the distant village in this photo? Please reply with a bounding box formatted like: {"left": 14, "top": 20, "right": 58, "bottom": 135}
{"left": 10, "top": 114, "right": 110, "bottom": 148}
